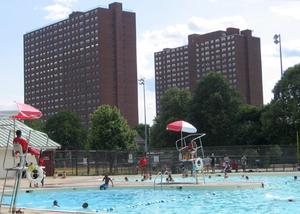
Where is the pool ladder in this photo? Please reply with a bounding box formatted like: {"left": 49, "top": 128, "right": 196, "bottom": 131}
{"left": 153, "top": 171, "right": 169, "bottom": 190}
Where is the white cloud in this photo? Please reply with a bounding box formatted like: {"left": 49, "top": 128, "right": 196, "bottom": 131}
{"left": 262, "top": 55, "right": 300, "bottom": 104}
{"left": 188, "top": 16, "right": 248, "bottom": 32}
{"left": 284, "top": 39, "right": 300, "bottom": 53}
{"left": 138, "top": 87, "right": 156, "bottom": 125}
{"left": 137, "top": 24, "right": 189, "bottom": 80}
{"left": 43, "top": 0, "right": 78, "bottom": 20}
{"left": 44, "top": 4, "right": 71, "bottom": 20}
{"left": 137, "top": 15, "right": 249, "bottom": 79}
{"left": 270, "top": 2, "right": 300, "bottom": 20}
{"left": 54, "top": 0, "right": 77, "bottom": 6}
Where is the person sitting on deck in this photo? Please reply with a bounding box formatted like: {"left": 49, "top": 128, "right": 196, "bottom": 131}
{"left": 13, "top": 130, "right": 42, "bottom": 164}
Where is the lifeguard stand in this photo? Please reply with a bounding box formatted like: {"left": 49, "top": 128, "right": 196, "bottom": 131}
{"left": 175, "top": 133, "right": 206, "bottom": 183}
{"left": 0, "top": 127, "right": 30, "bottom": 213}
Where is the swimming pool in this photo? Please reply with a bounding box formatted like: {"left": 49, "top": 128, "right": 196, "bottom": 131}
{"left": 16, "top": 175, "right": 300, "bottom": 213}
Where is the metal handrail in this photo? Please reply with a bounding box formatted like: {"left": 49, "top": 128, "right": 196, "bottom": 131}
{"left": 153, "top": 171, "right": 161, "bottom": 190}
{"left": 3, "top": 130, "right": 13, "bottom": 169}
{"left": 153, "top": 170, "right": 169, "bottom": 190}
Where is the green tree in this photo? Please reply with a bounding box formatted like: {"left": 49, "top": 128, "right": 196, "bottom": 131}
{"left": 151, "top": 87, "right": 192, "bottom": 148}
{"left": 88, "top": 105, "right": 137, "bottom": 151}
{"left": 25, "top": 119, "right": 44, "bottom": 132}
{"left": 134, "top": 123, "right": 150, "bottom": 149}
{"left": 44, "top": 110, "right": 86, "bottom": 149}
{"left": 261, "top": 144, "right": 283, "bottom": 166}
{"left": 261, "top": 102, "right": 292, "bottom": 145}
{"left": 189, "top": 72, "right": 243, "bottom": 146}
{"left": 261, "top": 63, "right": 300, "bottom": 145}
{"left": 233, "top": 105, "right": 266, "bottom": 145}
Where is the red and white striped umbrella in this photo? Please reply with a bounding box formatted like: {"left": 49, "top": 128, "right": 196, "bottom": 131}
{"left": 166, "top": 120, "right": 197, "bottom": 133}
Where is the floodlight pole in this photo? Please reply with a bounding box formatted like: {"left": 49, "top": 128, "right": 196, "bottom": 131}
{"left": 139, "top": 78, "right": 147, "bottom": 153}
{"left": 273, "top": 34, "right": 283, "bottom": 77}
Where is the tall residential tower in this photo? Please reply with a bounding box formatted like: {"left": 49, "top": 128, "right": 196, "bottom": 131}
{"left": 155, "top": 28, "right": 263, "bottom": 115}
{"left": 24, "top": 3, "right": 138, "bottom": 127}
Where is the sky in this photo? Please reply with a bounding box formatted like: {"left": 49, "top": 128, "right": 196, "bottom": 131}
{"left": 0, "top": 0, "right": 300, "bottom": 125}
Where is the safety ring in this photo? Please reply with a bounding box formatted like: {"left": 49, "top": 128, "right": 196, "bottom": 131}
{"left": 194, "top": 158, "right": 203, "bottom": 170}
{"left": 26, "top": 166, "right": 44, "bottom": 184}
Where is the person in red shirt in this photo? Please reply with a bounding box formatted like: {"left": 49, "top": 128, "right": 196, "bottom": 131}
{"left": 138, "top": 156, "right": 148, "bottom": 177}
{"left": 231, "top": 159, "right": 238, "bottom": 172}
{"left": 38, "top": 157, "right": 45, "bottom": 166}
{"left": 13, "top": 130, "right": 41, "bottom": 163}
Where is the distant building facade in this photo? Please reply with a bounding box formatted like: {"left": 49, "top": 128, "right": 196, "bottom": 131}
{"left": 24, "top": 3, "right": 138, "bottom": 127}
{"left": 155, "top": 28, "right": 263, "bottom": 115}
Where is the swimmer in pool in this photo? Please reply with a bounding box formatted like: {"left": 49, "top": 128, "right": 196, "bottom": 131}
{"left": 100, "top": 175, "right": 114, "bottom": 190}
{"left": 82, "top": 202, "right": 88, "bottom": 208}
{"left": 53, "top": 200, "right": 60, "bottom": 207}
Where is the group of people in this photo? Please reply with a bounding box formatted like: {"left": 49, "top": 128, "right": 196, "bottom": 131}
{"left": 53, "top": 171, "right": 67, "bottom": 179}
{"left": 14, "top": 130, "right": 253, "bottom": 188}
{"left": 53, "top": 200, "right": 88, "bottom": 209}
{"left": 201, "top": 153, "right": 248, "bottom": 174}
{"left": 203, "top": 153, "right": 216, "bottom": 173}
{"left": 221, "top": 154, "right": 248, "bottom": 173}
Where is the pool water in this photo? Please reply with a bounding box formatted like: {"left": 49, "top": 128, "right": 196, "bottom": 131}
{"left": 16, "top": 175, "right": 300, "bottom": 213}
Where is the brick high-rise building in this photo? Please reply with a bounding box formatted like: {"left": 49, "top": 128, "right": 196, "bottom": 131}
{"left": 24, "top": 3, "right": 138, "bottom": 127}
{"left": 155, "top": 28, "right": 263, "bottom": 115}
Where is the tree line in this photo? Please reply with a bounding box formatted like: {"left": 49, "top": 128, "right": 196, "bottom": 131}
{"left": 26, "top": 105, "right": 137, "bottom": 151}
{"left": 150, "top": 63, "right": 300, "bottom": 149}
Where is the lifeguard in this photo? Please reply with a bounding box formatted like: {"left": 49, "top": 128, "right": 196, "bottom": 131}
{"left": 13, "top": 130, "right": 41, "bottom": 163}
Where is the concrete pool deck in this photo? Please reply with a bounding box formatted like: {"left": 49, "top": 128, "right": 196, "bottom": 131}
{"left": 1, "top": 171, "right": 300, "bottom": 213}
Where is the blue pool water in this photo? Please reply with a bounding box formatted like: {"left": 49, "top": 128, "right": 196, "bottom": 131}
{"left": 16, "top": 175, "right": 300, "bottom": 213}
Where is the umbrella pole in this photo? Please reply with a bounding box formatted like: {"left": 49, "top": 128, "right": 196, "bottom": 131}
{"left": 13, "top": 118, "right": 16, "bottom": 166}
{"left": 181, "top": 131, "right": 183, "bottom": 147}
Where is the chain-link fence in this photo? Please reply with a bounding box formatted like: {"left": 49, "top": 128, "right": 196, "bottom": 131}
{"left": 53, "top": 144, "right": 299, "bottom": 176}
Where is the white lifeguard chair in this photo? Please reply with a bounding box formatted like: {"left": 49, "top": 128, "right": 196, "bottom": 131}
{"left": 0, "top": 102, "right": 43, "bottom": 213}
{"left": 176, "top": 133, "right": 206, "bottom": 161}
{"left": 175, "top": 133, "right": 206, "bottom": 183}
{"left": 167, "top": 120, "right": 206, "bottom": 184}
